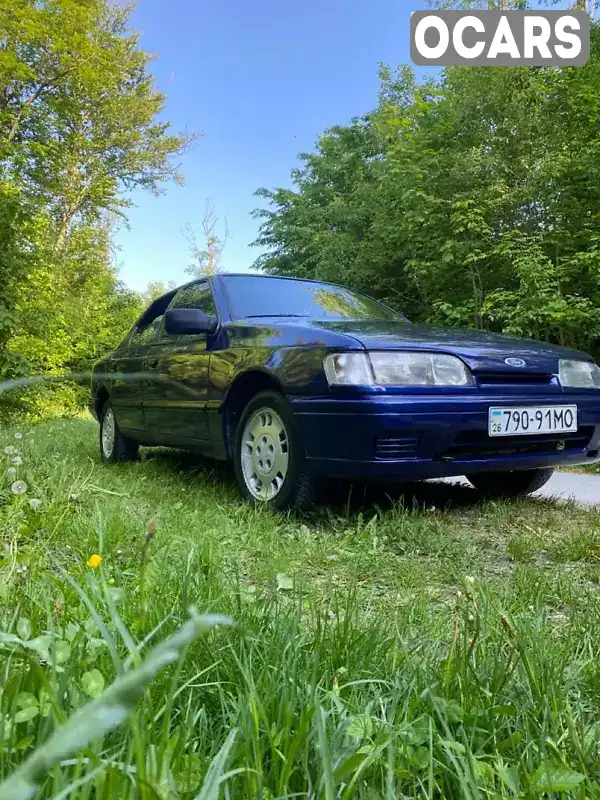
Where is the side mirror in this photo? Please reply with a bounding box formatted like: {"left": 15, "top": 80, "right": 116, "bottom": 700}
{"left": 165, "top": 308, "right": 217, "bottom": 336}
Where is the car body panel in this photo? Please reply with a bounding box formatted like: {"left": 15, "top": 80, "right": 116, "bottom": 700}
{"left": 91, "top": 273, "right": 600, "bottom": 482}
{"left": 264, "top": 318, "right": 591, "bottom": 375}
{"left": 142, "top": 332, "right": 212, "bottom": 444}
{"left": 100, "top": 345, "right": 147, "bottom": 432}
{"left": 291, "top": 391, "right": 600, "bottom": 478}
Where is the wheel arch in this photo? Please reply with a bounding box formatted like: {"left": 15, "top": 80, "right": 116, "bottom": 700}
{"left": 94, "top": 386, "right": 110, "bottom": 420}
{"left": 221, "top": 369, "right": 285, "bottom": 459}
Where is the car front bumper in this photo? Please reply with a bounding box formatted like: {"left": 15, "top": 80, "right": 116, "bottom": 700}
{"left": 291, "top": 392, "right": 600, "bottom": 480}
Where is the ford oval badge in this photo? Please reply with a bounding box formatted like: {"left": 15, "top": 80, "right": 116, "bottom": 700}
{"left": 505, "top": 357, "right": 526, "bottom": 367}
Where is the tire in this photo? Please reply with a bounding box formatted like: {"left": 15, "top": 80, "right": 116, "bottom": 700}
{"left": 99, "top": 401, "right": 139, "bottom": 464}
{"left": 466, "top": 467, "right": 554, "bottom": 499}
{"left": 233, "top": 391, "right": 315, "bottom": 512}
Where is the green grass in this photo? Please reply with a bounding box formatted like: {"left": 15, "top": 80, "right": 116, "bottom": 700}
{"left": 580, "top": 462, "right": 600, "bottom": 474}
{"left": 2, "top": 418, "right": 600, "bottom": 797}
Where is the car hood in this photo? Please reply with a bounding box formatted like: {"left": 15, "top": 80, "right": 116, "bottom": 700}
{"left": 308, "top": 319, "right": 592, "bottom": 373}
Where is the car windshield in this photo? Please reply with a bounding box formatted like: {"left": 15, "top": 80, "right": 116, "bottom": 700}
{"left": 222, "top": 275, "right": 401, "bottom": 322}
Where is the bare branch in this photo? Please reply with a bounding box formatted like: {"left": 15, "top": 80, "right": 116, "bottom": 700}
{"left": 182, "top": 200, "right": 229, "bottom": 277}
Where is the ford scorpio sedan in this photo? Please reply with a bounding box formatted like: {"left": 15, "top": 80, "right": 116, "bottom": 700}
{"left": 91, "top": 274, "right": 600, "bottom": 509}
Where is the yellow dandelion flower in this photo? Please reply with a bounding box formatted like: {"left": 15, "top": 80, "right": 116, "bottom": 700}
{"left": 87, "top": 554, "right": 103, "bottom": 568}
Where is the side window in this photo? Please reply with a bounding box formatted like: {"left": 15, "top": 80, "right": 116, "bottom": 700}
{"left": 169, "top": 282, "right": 216, "bottom": 316}
{"left": 130, "top": 315, "right": 163, "bottom": 348}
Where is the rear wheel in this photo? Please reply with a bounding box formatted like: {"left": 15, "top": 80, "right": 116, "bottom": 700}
{"left": 466, "top": 467, "right": 554, "bottom": 499}
{"left": 99, "top": 402, "right": 139, "bottom": 464}
{"left": 233, "top": 391, "right": 315, "bottom": 511}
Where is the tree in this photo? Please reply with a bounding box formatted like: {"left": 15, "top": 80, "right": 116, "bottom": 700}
{"left": 252, "top": 116, "right": 389, "bottom": 298}
{"left": 0, "top": 0, "right": 195, "bottom": 231}
{"left": 142, "top": 281, "right": 178, "bottom": 304}
{"left": 0, "top": 0, "right": 197, "bottom": 417}
{"left": 427, "top": 0, "right": 599, "bottom": 12}
{"left": 253, "top": 23, "right": 600, "bottom": 356}
{"left": 183, "top": 201, "right": 229, "bottom": 277}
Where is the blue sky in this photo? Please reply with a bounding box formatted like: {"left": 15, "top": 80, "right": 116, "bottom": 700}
{"left": 115, "top": 0, "right": 425, "bottom": 291}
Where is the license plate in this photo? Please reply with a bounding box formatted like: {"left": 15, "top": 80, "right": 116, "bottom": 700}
{"left": 488, "top": 405, "right": 578, "bottom": 437}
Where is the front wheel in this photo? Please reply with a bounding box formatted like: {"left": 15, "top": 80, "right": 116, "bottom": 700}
{"left": 99, "top": 402, "right": 139, "bottom": 464}
{"left": 466, "top": 467, "right": 554, "bottom": 499}
{"left": 233, "top": 391, "right": 315, "bottom": 511}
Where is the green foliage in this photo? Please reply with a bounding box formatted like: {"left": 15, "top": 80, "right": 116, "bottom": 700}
{"left": 0, "top": 0, "right": 193, "bottom": 420}
{"left": 2, "top": 420, "right": 600, "bottom": 796}
{"left": 254, "top": 25, "right": 600, "bottom": 358}
{"left": 142, "top": 280, "right": 178, "bottom": 305}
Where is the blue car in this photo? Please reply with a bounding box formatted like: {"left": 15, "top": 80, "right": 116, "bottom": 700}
{"left": 91, "top": 273, "right": 600, "bottom": 509}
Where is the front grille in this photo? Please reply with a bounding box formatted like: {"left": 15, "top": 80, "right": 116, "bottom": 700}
{"left": 440, "top": 426, "right": 593, "bottom": 460}
{"left": 475, "top": 371, "right": 555, "bottom": 388}
{"left": 375, "top": 433, "right": 421, "bottom": 460}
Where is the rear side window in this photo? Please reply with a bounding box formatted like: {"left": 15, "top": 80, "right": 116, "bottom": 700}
{"left": 170, "top": 282, "right": 216, "bottom": 316}
{"left": 130, "top": 315, "right": 163, "bottom": 347}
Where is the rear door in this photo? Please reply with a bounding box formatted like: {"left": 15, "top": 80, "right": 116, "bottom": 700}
{"left": 142, "top": 280, "right": 218, "bottom": 446}
{"left": 108, "top": 315, "right": 163, "bottom": 434}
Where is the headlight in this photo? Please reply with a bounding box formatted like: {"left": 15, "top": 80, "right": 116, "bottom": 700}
{"left": 559, "top": 359, "right": 600, "bottom": 388}
{"left": 324, "top": 352, "right": 472, "bottom": 387}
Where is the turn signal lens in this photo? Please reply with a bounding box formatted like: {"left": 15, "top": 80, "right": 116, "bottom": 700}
{"left": 323, "top": 353, "right": 373, "bottom": 386}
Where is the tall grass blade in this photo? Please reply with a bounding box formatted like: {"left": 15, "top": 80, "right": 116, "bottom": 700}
{"left": 194, "top": 728, "right": 239, "bottom": 800}
{"left": 0, "top": 610, "right": 234, "bottom": 800}
{"left": 315, "top": 703, "right": 335, "bottom": 800}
